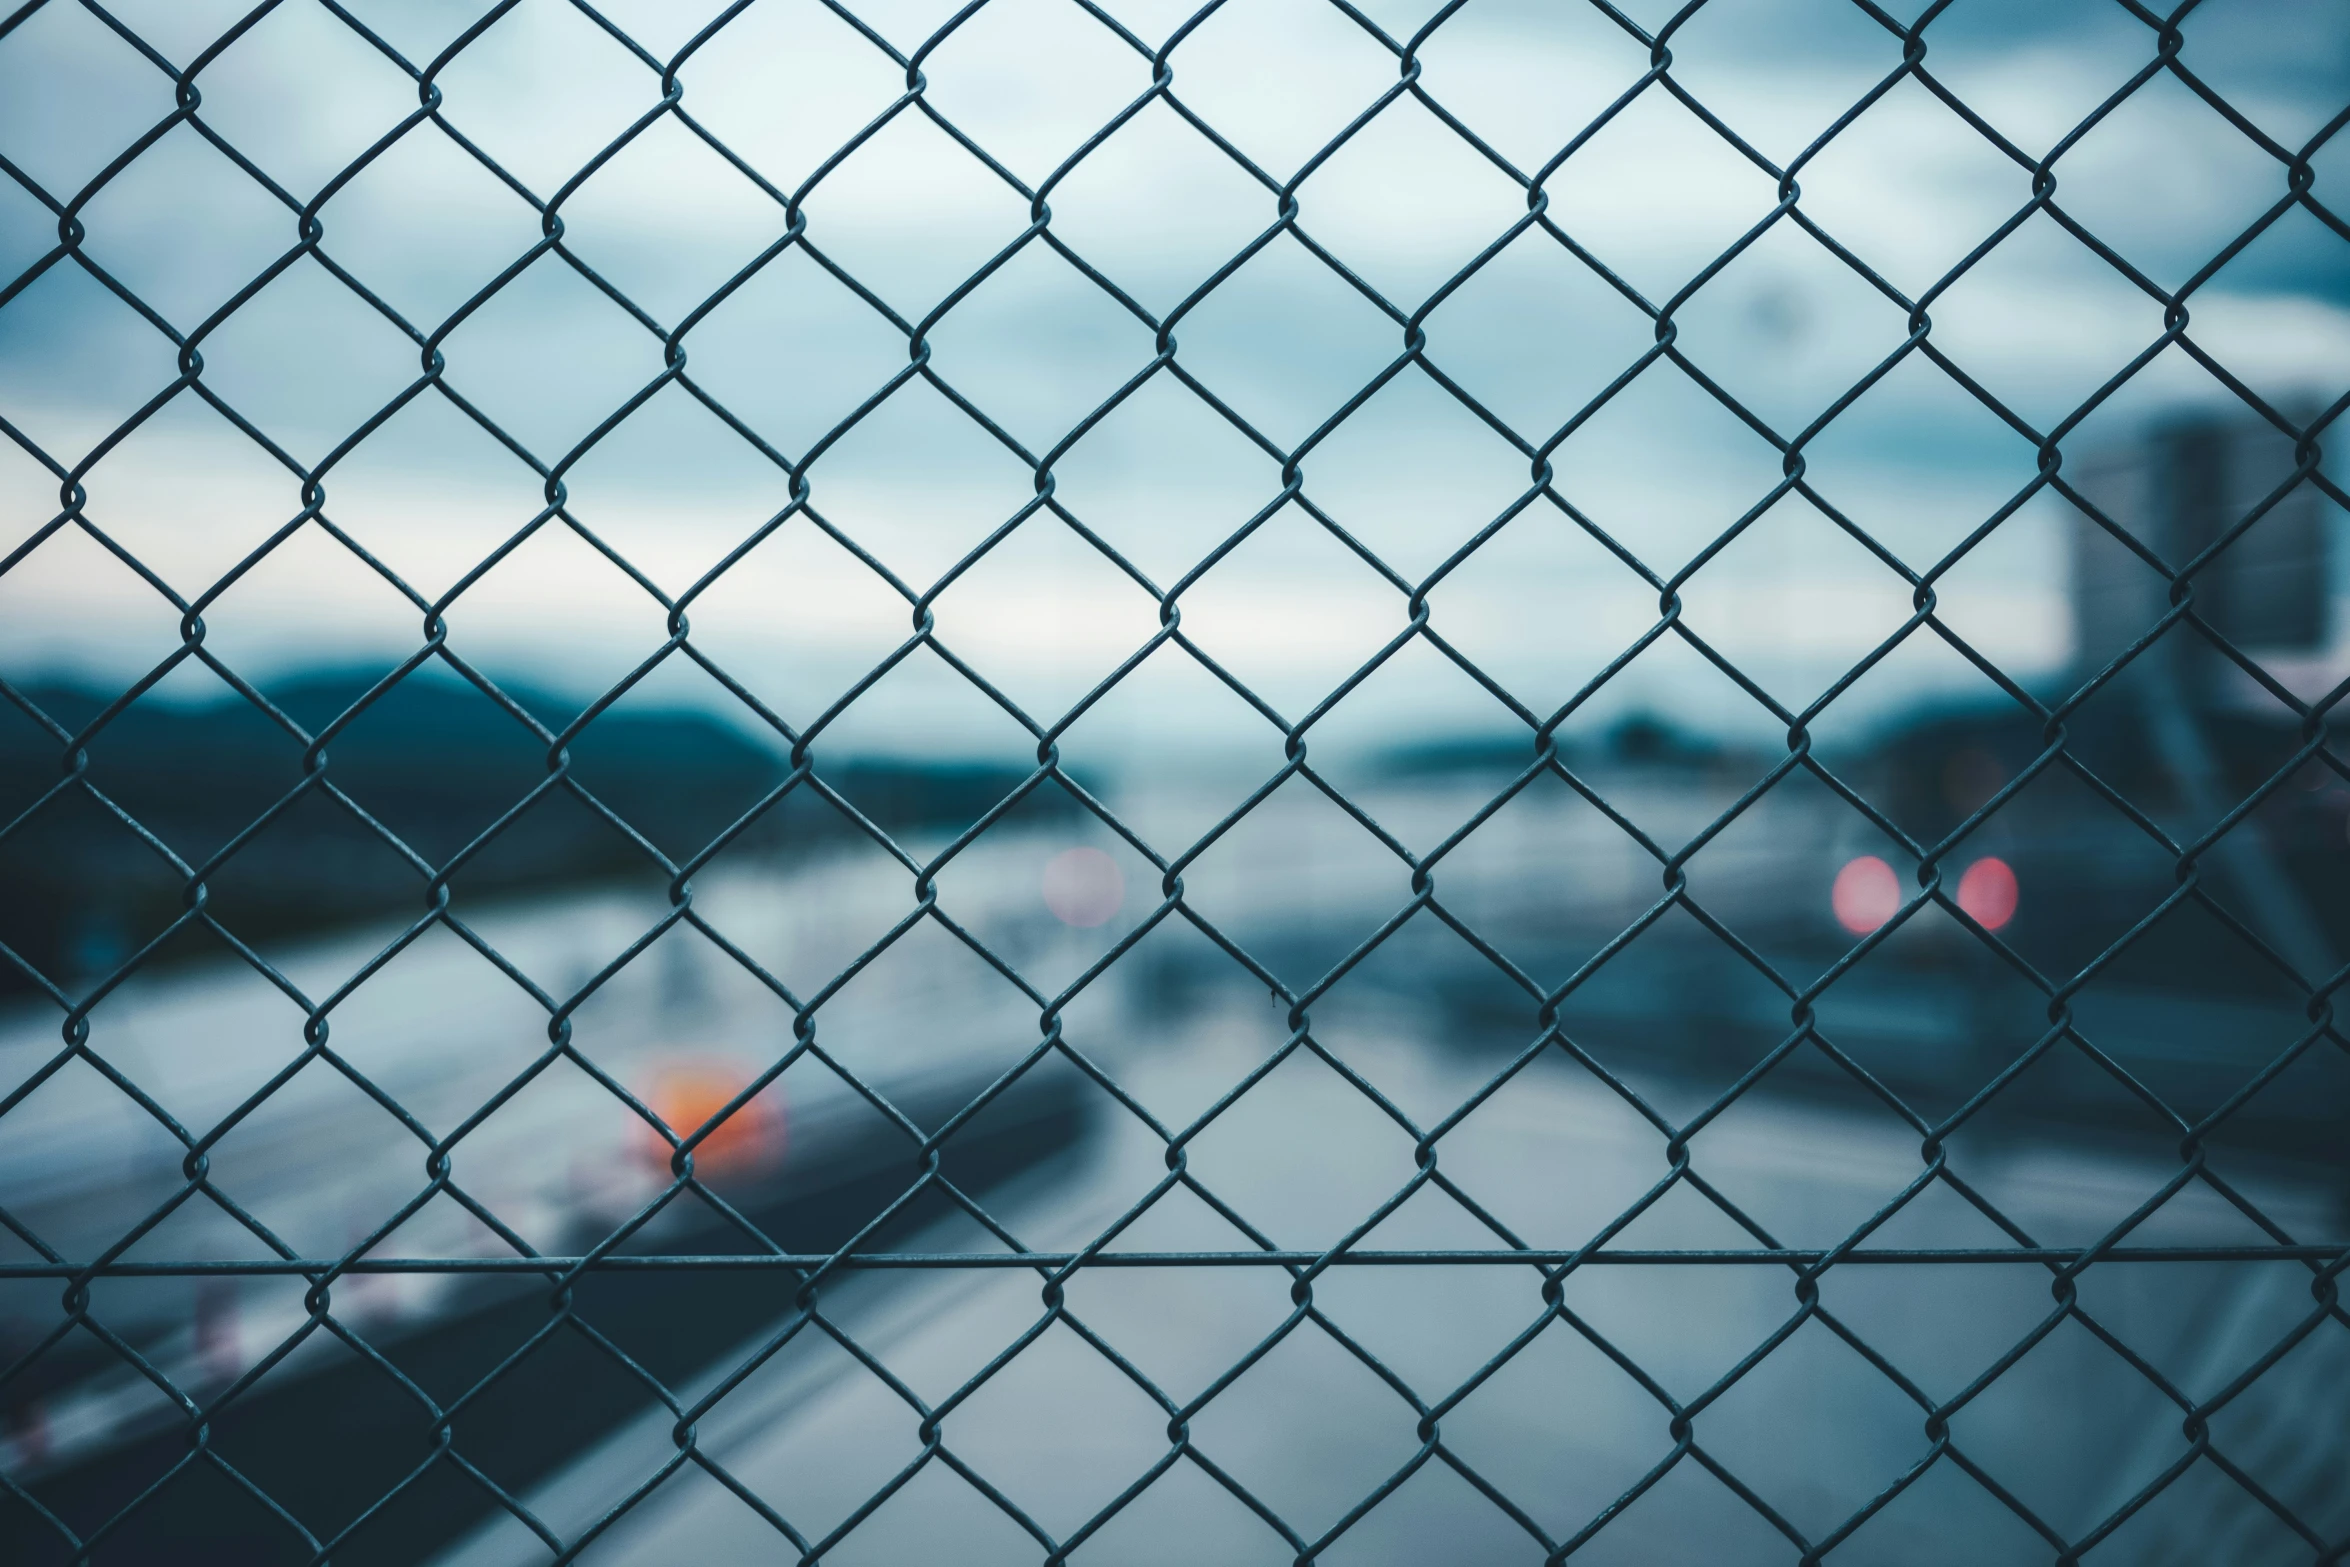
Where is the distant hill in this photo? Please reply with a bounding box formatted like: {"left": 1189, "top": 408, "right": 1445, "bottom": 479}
{"left": 1376, "top": 711, "right": 1733, "bottom": 779}
{"left": 0, "top": 670, "right": 1067, "bottom": 997}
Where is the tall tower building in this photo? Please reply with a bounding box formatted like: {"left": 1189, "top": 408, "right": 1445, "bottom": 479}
{"left": 2064, "top": 408, "right": 2342, "bottom": 980}
{"left": 2069, "top": 411, "right": 2340, "bottom": 710}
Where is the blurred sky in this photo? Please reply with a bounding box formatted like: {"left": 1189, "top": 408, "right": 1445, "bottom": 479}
{"left": 0, "top": 0, "right": 2344, "bottom": 772}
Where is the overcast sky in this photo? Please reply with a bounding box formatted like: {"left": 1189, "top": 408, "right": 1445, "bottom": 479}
{"left": 1, "top": 0, "right": 2344, "bottom": 767}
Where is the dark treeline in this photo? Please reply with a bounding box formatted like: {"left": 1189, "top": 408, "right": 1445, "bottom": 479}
{"left": 0, "top": 671, "right": 1072, "bottom": 998}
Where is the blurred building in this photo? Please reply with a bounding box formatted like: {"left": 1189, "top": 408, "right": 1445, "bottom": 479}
{"left": 2070, "top": 407, "right": 2343, "bottom": 710}
{"left": 2066, "top": 407, "right": 2344, "bottom": 981}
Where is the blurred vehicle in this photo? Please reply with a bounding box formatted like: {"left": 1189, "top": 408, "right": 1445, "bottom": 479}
{"left": 1127, "top": 415, "right": 2350, "bottom": 1173}
{"left": 1, "top": 845, "right": 1092, "bottom": 1564}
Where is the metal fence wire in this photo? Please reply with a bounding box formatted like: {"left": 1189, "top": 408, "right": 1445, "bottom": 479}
{"left": 0, "top": 0, "right": 2346, "bottom": 1562}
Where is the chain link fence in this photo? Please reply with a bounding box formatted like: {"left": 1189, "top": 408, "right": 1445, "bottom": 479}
{"left": 1, "top": 0, "right": 2347, "bottom": 1562}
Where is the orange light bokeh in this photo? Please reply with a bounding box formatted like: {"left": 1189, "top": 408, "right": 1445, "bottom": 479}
{"left": 637, "top": 1060, "right": 785, "bottom": 1179}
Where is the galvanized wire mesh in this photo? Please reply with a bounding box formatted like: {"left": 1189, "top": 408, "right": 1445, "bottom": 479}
{"left": 0, "top": 0, "right": 2345, "bottom": 1562}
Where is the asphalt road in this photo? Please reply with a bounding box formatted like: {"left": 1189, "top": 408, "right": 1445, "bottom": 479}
{"left": 433, "top": 994, "right": 2350, "bottom": 1566}
{"left": 7, "top": 772, "right": 2346, "bottom": 1563}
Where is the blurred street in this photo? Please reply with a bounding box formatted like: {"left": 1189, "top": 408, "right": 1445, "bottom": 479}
{"left": 8, "top": 739, "right": 2350, "bottom": 1563}
{"left": 433, "top": 985, "right": 2350, "bottom": 1566}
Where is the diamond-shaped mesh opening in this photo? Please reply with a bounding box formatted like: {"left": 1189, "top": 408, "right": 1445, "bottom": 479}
{"left": 1167, "top": 232, "right": 1406, "bottom": 451}
{"left": 4, "top": 1, "right": 2347, "bottom": 1561}
{"left": 0, "top": 4, "right": 174, "bottom": 196}
{"left": 69, "top": 123, "right": 295, "bottom": 337}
